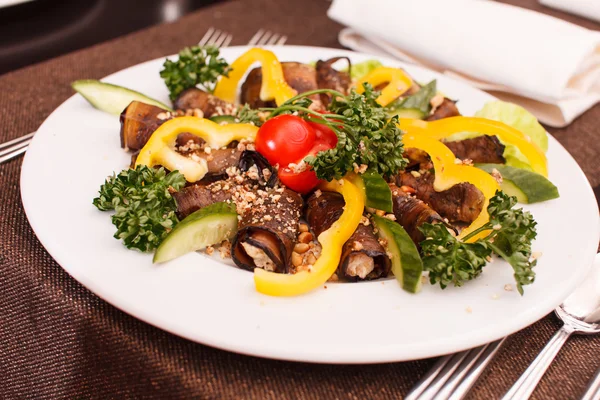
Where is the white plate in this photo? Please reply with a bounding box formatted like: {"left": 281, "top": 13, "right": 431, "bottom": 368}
{"left": 20, "top": 46, "right": 599, "bottom": 363}
{"left": 0, "top": 0, "right": 35, "bottom": 8}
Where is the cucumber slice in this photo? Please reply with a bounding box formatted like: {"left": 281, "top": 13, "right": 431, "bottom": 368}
{"left": 372, "top": 216, "right": 423, "bottom": 293}
{"left": 209, "top": 115, "right": 237, "bottom": 124}
{"left": 72, "top": 79, "right": 172, "bottom": 116}
{"left": 356, "top": 170, "right": 393, "bottom": 213}
{"left": 477, "top": 164, "right": 559, "bottom": 204}
{"left": 153, "top": 202, "right": 237, "bottom": 263}
{"left": 387, "top": 108, "right": 426, "bottom": 120}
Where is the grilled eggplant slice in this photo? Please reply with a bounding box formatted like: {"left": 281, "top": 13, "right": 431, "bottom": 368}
{"left": 173, "top": 87, "right": 236, "bottom": 117}
{"left": 120, "top": 101, "right": 168, "bottom": 151}
{"left": 172, "top": 183, "right": 233, "bottom": 219}
{"left": 397, "top": 171, "right": 484, "bottom": 224}
{"left": 426, "top": 98, "right": 461, "bottom": 121}
{"left": 306, "top": 192, "right": 391, "bottom": 281}
{"left": 316, "top": 57, "right": 352, "bottom": 106}
{"left": 241, "top": 62, "right": 320, "bottom": 108}
{"left": 443, "top": 135, "right": 506, "bottom": 164}
{"left": 389, "top": 184, "right": 447, "bottom": 245}
{"left": 232, "top": 189, "right": 303, "bottom": 273}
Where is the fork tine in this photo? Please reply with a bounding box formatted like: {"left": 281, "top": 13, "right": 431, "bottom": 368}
{"left": 208, "top": 29, "right": 223, "bottom": 46}
{"left": 0, "top": 138, "right": 31, "bottom": 158}
{"left": 266, "top": 33, "right": 280, "bottom": 46}
{"left": 0, "top": 132, "right": 35, "bottom": 151}
{"left": 198, "top": 27, "right": 215, "bottom": 46}
{"left": 212, "top": 30, "right": 229, "bottom": 48}
{"left": 248, "top": 29, "right": 264, "bottom": 46}
{"left": 275, "top": 35, "right": 288, "bottom": 46}
{"left": 257, "top": 30, "right": 272, "bottom": 46}
{"left": 221, "top": 33, "right": 233, "bottom": 48}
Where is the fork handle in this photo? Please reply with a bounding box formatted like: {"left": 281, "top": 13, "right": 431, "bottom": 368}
{"left": 581, "top": 365, "right": 600, "bottom": 400}
{"left": 502, "top": 325, "right": 573, "bottom": 400}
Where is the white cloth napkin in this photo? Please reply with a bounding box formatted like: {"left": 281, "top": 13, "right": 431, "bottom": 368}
{"left": 328, "top": 0, "right": 600, "bottom": 127}
{"left": 540, "top": 0, "right": 600, "bottom": 24}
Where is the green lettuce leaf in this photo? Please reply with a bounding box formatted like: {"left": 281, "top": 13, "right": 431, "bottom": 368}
{"left": 475, "top": 101, "right": 548, "bottom": 152}
{"left": 347, "top": 59, "right": 383, "bottom": 80}
{"left": 445, "top": 101, "right": 547, "bottom": 171}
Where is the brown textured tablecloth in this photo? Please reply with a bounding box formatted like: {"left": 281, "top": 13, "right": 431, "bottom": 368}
{"left": 1, "top": 0, "right": 599, "bottom": 399}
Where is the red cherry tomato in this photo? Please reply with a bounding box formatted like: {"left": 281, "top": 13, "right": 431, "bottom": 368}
{"left": 278, "top": 167, "right": 321, "bottom": 194}
{"left": 308, "top": 121, "right": 338, "bottom": 150}
{"left": 255, "top": 115, "right": 316, "bottom": 167}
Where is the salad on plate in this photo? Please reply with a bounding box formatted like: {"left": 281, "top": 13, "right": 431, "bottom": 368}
{"left": 77, "top": 45, "right": 559, "bottom": 297}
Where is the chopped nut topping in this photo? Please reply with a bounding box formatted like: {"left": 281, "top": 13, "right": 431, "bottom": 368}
{"left": 384, "top": 213, "right": 396, "bottom": 221}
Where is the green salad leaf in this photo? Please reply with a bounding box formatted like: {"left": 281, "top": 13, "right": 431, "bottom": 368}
{"left": 475, "top": 101, "right": 547, "bottom": 152}
{"left": 93, "top": 166, "right": 186, "bottom": 252}
{"left": 386, "top": 80, "right": 437, "bottom": 116}
{"left": 346, "top": 59, "right": 383, "bottom": 80}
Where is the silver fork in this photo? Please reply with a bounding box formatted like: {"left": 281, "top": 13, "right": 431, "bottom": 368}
{"left": 248, "top": 29, "right": 288, "bottom": 46}
{"left": 407, "top": 252, "right": 600, "bottom": 400}
{"left": 0, "top": 27, "right": 238, "bottom": 166}
{"left": 198, "top": 27, "right": 233, "bottom": 47}
{"left": 406, "top": 338, "right": 505, "bottom": 400}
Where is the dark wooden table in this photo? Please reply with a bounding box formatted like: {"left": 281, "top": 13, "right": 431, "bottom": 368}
{"left": 0, "top": 0, "right": 598, "bottom": 399}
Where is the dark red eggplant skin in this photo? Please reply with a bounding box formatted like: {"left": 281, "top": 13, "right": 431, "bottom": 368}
{"left": 443, "top": 135, "right": 506, "bottom": 164}
{"left": 172, "top": 184, "right": 232, "bottom": 219}
{"left": 339, "top": 224, "right": 391, "bottom": 281}
{"left": 316, "top": 57, "right": 352, "bottom": 106}
{"left": 241, "top": 62, "right": 320, "bottom": 108}
{"left": 389, "top": 184, "right": 447, "bottom": 245}
{"left": 396, "top": 172, "right": 484, "bottom": 224}
{"left": 119, "top": 101, "right": 167, "bottom": 151}
{"left": 305, "top": 191, "right": 391, "bottom": 280}
{"left": 426, "top": 98, "right": 461, "bottom": 121}
{"left": 231, "top": 188, "right": 303, "bottom": 273}
{"left": 173, "top": 87, "right": 236, "bottom": 117}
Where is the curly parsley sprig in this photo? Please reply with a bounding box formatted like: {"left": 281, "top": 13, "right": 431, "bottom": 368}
{"left": 93, "top": 166, "right": 186, "bottom": 252}
{"left": 420, "top": 191, "right": 538, "bottom": 294}
{"left": 160, "top": 45, "right": 231, "bottom": 100}
{"left": 261, "top": 84, "right": 407, "bottom": 181}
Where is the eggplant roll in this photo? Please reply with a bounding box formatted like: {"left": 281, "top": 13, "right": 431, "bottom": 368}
{"left": 316, "top": 57, "right": 352, "bottom": 106}
{"left": 389, "top": 184, "right": 446, "bottom": 245}
{"left": 173, "top": 87, "right": 236, "bottom": 116}
{"left": 232, "top": 189, "right": 303, "bottom": 273}
{"left": 120, "top": 101, "right": 168, "bottom": 151}
{"left": 443, "top": 135, "right": 505, "bottom": 164}
{"left": 241, "top": 62, "right": 320, "bottom": 108}
{"left": 172, "top": 183, "right": 233, "bottom": 219}
{"left": 397, "top": 171, "right": 484, "bottom": 224}
{"left": 426, "top": 98, "right": 461, "bottom": 121}
{"left": 306, "top": 192, "right": 391, "bottom": 281}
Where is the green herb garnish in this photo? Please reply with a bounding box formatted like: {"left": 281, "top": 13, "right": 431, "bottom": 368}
{"left": 236, "top": 103, "right": 263, "bottom": 126}
{"left": 263, "top": 83, "right": 407, "bottom": 181}
{"left": 93, "top": 166, "right": 186, "bottom": 252}
{"left": 160, "top": 45, "right": 231, "bottom": 101}
{"left": 420, "top": 191, "right": 537, "bottom": 294}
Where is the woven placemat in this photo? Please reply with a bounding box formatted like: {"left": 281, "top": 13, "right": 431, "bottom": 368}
{"left": 1, "top": 0, "right": 599, "bottom": 398}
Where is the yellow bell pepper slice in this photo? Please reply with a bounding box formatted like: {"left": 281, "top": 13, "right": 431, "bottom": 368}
{"left": 403, "top": 134, "right": 500, "bottom": 241}
{"left": 399, "top": 117, "right": 548, "bottom": 177}
{"left": 135, "top": 116, "right": 258, "bottom": 182}
{"left": 254, "top": 178, "right": 364, "bottom": 296}
{"left": 213, "top": 48, "right": 297, "bottom": 106}
{"left": 355, "top": 66, "right": 413, "bottom": 107}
